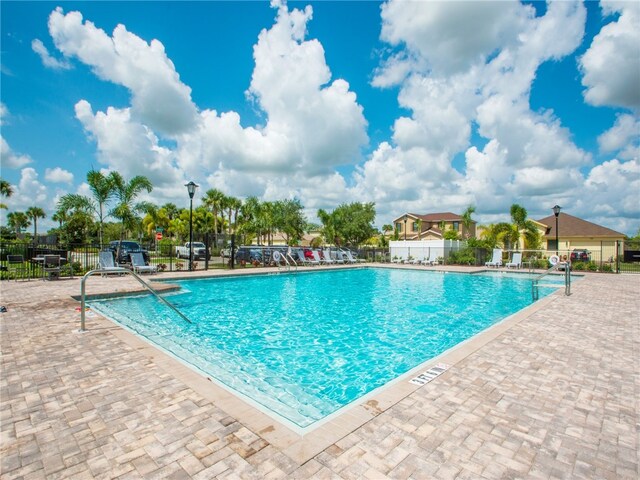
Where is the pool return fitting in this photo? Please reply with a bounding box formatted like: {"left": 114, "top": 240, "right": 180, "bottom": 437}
{"left": 79, "top": 268, "right": 191, "bottom": 332}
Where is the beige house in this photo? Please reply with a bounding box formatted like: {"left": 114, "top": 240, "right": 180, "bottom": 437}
{"left": 536, "top": 212, "right": 625, "bottom": 260}
{"left": 392, "top": 212, "right": 476, "bottom": 240}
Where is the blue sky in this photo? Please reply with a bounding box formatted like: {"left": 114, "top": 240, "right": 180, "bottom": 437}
{"left": 1, "top": 0, "right": 638, "bottom": 235}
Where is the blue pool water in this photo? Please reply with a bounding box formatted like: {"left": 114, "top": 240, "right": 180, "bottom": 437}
{"left": 89, "top": 268, "right": 558, "bottom": 429}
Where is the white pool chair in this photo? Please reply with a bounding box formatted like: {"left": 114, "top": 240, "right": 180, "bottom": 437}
{"left": 485, "top": 248, "right": 503, "bottom": 268}
{"left": 506, "top": 252, "right": 522, "bottom": 269}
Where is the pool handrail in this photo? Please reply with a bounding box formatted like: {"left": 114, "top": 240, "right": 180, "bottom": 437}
{"left": 531, "top": 262, "right": 571, "bottom": 300}
{"left": 79, "top": 267, "right": 192, "bottom": 331}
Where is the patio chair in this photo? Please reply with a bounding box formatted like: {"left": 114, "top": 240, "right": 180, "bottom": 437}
{"left": 506, "top": 252, "right": 523, "bottom": 269}
{"left": 321, "top": 249, "right": 336, "bottom": 264}
{"left": 7, "top": 255, "right": 29, "bottom": 281}
{"left": 485, "top": 248, "right": 503, "bottom": 268}
{"left": 131, "top": 252, "right": 157, "bottom": 275}
{"left": 42, "top": 255, "right": 61, "bottom": 280}
{"left": 342, "top": 250, "right": 358, "bottom": 264}
{"left": 311, "top": 250, "right": 328, "bottom": 265}
{"left": 99, "top": 251, "right": 124, "bottom": 276}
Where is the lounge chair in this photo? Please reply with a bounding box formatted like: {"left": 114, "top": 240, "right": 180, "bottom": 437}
{"left": 311, "top": 250, "right": 322, "bottom": 265}
{"left": 321, "top": 249, "right": 336, "bottom": 264}
{"left": 485, "top": 248, "right": 503, "bottom": 268}
{"left": 99, "top": 251, "right": 124, "bottom": 276}
{"left": 131, "top": 252, "right": 157, "bottom": 274}
{"left": 342, "top": 250, "right": 358, "bottom": 264}
{"left": 308, "top": 251, "right": 320, "bottom": 266}
{"left": 506, "top": 252, "right": 522, "bottom": 269}
{"left": 422, "top": 249, "right": 441, "bottom": 266}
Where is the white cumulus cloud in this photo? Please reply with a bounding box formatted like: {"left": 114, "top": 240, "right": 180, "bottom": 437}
{"left": 1, "top": 136, "right": 33, "bottom": 169}
{"left": 44, "top": 167, "right": 74, "bottom": 184}
{"left": 48, "top": 7, "right": 198, "bottom": 135}
{"left": 579, "top": 1, "right": 640, "bottom": 110}
{"left": 31, "top": 38, "right": 72, "bottom": 70}
{"left": 598, "top": 114, "right": 640, "bottom": 160}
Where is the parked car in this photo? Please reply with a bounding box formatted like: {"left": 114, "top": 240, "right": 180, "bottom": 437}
{"left": 570, "top": 249, "right": 590, "bottom": 262}
{"left": 107, "top": 240, "right": 150, "bottom": 265}
{"left": 175, "top": 242, "right": 210, "bottom": 260}
{"left": 234, "top": 246, "right": 263, "bottom": 263}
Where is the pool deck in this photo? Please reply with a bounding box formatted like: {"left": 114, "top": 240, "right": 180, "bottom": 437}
{"left": 1, "top": 265, "right": 638, "bottom": 479}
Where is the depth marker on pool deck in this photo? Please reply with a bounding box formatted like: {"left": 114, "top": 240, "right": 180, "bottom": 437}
{"left": 409, "top": 363, "right": 450, "bottom": 386}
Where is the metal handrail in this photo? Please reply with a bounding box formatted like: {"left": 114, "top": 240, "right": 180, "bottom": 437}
{"left": 79, "top": 268, "right": 191, "bottom": 331}
{"left": 531, "top": 262, "right": 571, "bottom": 301}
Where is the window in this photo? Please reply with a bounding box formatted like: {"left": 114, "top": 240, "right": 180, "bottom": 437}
{"left": 395, "top": 222, "right": 402, "bottom": 232}
{"left": 412, "top": 222, "right": 419, "bottom": 232}
{"left": 453, "top": 221, "right": 459, "bottom": 231}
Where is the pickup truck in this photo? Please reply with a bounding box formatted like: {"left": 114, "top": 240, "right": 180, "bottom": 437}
{"left": 175, "top": 242, "right": 210, "bottom": 260}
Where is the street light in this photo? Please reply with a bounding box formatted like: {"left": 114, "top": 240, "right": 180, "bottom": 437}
{"left": 185, "top": 181, "right": 199, "bottom": 271}
{"left": 552, "top": 205, "right": 561, "bottom": 256}
{"left": 403, "top": 215, "right": 408, "bottom": 241}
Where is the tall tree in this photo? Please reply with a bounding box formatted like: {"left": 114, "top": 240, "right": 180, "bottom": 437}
{"left": 56, "top": 169, "right": 116, "bottom": 245}
{"left": 0, "top": 178, "right": 13, "bottom": 210}
{"left": 318, "top": 202, "right": 376, "bottom": 247}
{"left": 202, "top": 189, "right": 226, "bottom": 238}
{"left": 25, "top": 206, "right": 46, "bottom": 242}
{"left": 109, "top": 172, "right": 153, "bottom": 252}
{"left": 505, "top": 204, "right": 540, "bottom": 250}
{"left": 273, "top": 198, "right": 306, "bottom": 245}
{"left": 7, "top": 211, "right": 30, "bottom": 235}
{"left": 461, "top": 205, "right": 476, "bottom": 239}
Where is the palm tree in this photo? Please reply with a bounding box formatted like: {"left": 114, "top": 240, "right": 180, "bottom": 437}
{"left": 109, "top": 172, "right": 153, "bottom": 255}
{"left": 202, "top": 189, "right": 226, "bottom": 239}
{"left": 0, "top": 178, "right": 13, "bottom": 210}
{"left": 229, "top": 197, "right": 242, "bottom": 234}
{"left": 56, "top": 170, "right": 116, "bottom": 245}
{"left": 87, "top": 170, "right": 116, "bottom": 245}
{"left": 461, "top": 205, "right": 476, "bottom": 239}
{"left": 25, "top": 206, "right": 46, "bottom": 243}
{"left": 415, "top": 218, "right": 423, "bottom": 240}
{"left": 7, "top": 211, "right": 30, "bottom": 235}
{"left": 506, "top": 204, "right": 539, "bottom": 251}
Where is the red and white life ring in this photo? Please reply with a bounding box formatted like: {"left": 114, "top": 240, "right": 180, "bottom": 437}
{"left": 549, "top": 255, "right": 559, "bottom": 265}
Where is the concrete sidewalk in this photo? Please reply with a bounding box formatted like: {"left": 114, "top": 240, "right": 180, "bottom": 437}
{"left": 1, "top": 268, "right": 638, "bottom": 479}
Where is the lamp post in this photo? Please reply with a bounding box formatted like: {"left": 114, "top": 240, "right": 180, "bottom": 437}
{"left": 553, "top": 205, "right": 561, "bottom": 256}
{"left": 403, "top": 215, "right": 408, "bottom": 241}
{"left": 185, "top": 181, "right": 199, "bottom": 271}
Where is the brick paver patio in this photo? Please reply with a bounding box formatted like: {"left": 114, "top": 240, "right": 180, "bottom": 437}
{"left": 1, "top": 267, "right": 638, "bottom": 479}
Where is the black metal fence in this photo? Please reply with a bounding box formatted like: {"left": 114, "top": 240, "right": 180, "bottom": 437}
{"left": 1, "top": 240, "right": 638, "bottom": 280}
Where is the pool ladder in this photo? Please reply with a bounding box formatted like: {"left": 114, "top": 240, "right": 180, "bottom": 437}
{"left": 272, "top": 250, "right": 298, "bottom": 273}
{"left": 79, "top": 268, "right": 191, "bottom": 331}
{"left": 531, "top": 263, "right": 571, "bottom": 301}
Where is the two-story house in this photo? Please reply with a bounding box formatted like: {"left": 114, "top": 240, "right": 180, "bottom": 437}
{"left": 391, "top": 212, "right": 476, "bottom": 240}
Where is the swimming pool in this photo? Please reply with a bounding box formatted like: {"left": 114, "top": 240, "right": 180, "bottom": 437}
{"left": 89, "top": 267, "right": 558, "bottom": 430}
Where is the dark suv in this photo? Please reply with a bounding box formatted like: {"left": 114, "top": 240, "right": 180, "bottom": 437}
{"left": 234, "top": 246, "right": 263, "bottom": 263}
{"left": 107, "top": 241, "right": 150, "bottom": 265}
{"left": 570, "top": 249, "right": 590, "bottom": 262}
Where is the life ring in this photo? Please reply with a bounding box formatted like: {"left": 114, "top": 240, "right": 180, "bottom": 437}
{"left": 272, "top": 250, "right": 281, "bottom": 262}
{"left": 549, "top": 255, "right": 559, "bottom": 265}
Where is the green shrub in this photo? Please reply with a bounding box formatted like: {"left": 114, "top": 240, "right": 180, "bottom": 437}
{"left": 601, "top": 264, "right": 613, "bottom": 273}
{"left": 448, "top": 248, "right": 476, "bottom": 265}
{"left": 586, "top": 261, "right": 598, "bottom": 271}
{"left": 572, "top": 262, "right": 585, "bottom": 271}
